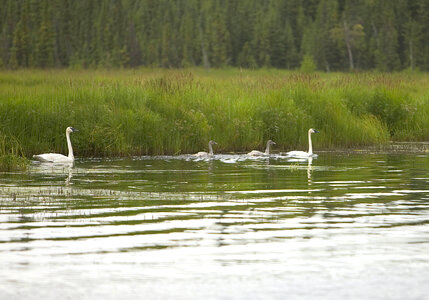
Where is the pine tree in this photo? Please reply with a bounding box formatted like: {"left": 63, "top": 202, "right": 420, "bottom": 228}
{"left": 2, "top": 0, "right": 20, "bottom": 68}
{"left": 267, "top": 1, "right": 286, "bottom": 68}
{"left": 313, "top": 0, "right": 341, "bottom": 71}
{"left": 402, "top": 18, "right": 422, "bottom": 71}
{"left": 161, "top": 23, "right": 173, "bottom": 68}
{"left": 300, "top": 53, "right": 316, "bottom": 72}
{"left": 369, "top": 1, "right": 401, "bottom": 71}
{"left": 284, "top": 21, "right": 299, "bottom": 69}
{"left": 225, "top": 0, "right": 253, "bottom": 66}
{"left": 300, "top": 21, "right": 317, "bottom": 68}
{"left": 0, "top": 0, "right": 426, "bottom": 71}
{"left": 251, "top": 3, "right": 271, "bottom": 68}
{"left": 330, "top": 0, "right": 365, "bottom": 70}
{"left": 36, "top": 1, "right": 55, "bottom": 68}
{"left": 237, "top": 41, "right": 256, "bottom": 68}
{"left": 179, "top": 10, "right": 194, "bottom": 67}
{"left": 54, "top": 0, "right": 73, "bottom": 67}
{"left": 416, "top": 0, "right": 429, "bottom": 70}
{"left": 209, "top": 1, "right": 230, "bottom": 68}
{"left": 10, "top": 1, "right": 31, "bottom": 67}
{"left": 8, "top": 45, "right": 18, "bottom": 69}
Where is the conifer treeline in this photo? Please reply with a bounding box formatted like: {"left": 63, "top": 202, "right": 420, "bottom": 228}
{"left": 1, "top": 0, "right": 428, "bottom": 71}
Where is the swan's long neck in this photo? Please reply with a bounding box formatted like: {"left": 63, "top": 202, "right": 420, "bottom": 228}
{"left": 308, "top": 131, "right": 313, "bottom": 155}
{"left": 66, "top": 131, "right": 74, "bottom": 159}
{"left": 208, "top": 143, "right": 214, "bottom": 156}
{"left": 265, "top": 142, "right": 271, "bottom": 155}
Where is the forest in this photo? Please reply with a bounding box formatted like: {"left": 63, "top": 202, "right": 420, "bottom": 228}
{"left": 1, "top": 0, "right": 428, "bottom": 71}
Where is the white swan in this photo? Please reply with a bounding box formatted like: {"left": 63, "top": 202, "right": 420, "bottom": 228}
{"left": 247, "top": 140, "right": 276, "bottom": 156}
{"left": 286, "top": 128, "right": 319, "bottom": 158}
{"left": 33, "top": 127, "right": 79, "bottom": 163}
{"left": 194, "top": 140, "right": 217, "bottom": 157}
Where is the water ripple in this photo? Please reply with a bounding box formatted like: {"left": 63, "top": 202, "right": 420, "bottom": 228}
{"left": 1, "top": 153, "right": 429, "bottom": 299}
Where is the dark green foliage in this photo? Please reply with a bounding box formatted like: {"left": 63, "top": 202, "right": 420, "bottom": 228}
{"left": 0, "top": 0, "right": 428, "bottom": 71}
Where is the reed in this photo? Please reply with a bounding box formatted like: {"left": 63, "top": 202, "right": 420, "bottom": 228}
{"left": 0, "top": 69, "right": 427, "bottom": 158}
{"left": 0, "top": 132, "right": 28, "bottom": 171}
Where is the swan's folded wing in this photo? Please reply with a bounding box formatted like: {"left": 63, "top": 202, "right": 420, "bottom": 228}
{"left": 285, "top": 151, "right": 309, "bottom": 157}
{"left": 286, "top": 151, "right": 317, "bottom": 158}
{"left": 247, "top": 150, "right": 264, "bottom": 156}
{"left": 33, "top": 153, "right": 69, "bottom": 163}
{"left": 194, "top": 151, "right": 208, "bottom": 157}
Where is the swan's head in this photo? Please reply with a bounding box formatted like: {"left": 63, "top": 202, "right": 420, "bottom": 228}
{"left": 309, "top": 128, "right": 319, "bottom": 134}
{"left": 267, "top": 140, "right": 276, "bottom": 145}
{"left": 209, "top": 140, "right": 217, "bottom": 146}
{"left": 66, "top": 127, "right": 79, "bottom": 133}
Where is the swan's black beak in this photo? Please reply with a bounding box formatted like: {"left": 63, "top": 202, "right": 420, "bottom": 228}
{"left": 71, "top": 127, "right": 79, "bottom": 132}
{"left": 314, "top": 129, "right": 319, "bottom": 133}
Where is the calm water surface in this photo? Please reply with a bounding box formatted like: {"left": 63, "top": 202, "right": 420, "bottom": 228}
{"left": 1, "top": 152, "right": 428, "bottom": 299}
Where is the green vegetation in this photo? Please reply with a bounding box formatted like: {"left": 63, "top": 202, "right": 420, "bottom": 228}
{"left": 0, "top": 0, "right": 428, "bottom": 71}
{"left": 0, "top": 69, "right": 428, "bottom": 161}
{"left": 0, "top": 131, "right": 28, "bottom": 171}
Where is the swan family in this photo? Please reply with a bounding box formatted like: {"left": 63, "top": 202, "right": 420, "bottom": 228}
{"left": 192, "top": 129, "right": 318, "bottom": 158}
{"left": 32, "top": 127, "right": 319, "bottom": 163}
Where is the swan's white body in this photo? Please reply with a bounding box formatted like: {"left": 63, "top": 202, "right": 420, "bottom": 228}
{"left": 286, "top": 128, "right": 319, "bottom": 158}
{"left": 194, "top": 140, "right": 217, "bottom": 157}
{"left": 33, "top": 127, "right": 78, "bottom": 163}
{"left": 247, "top": 140, "right": 276, "bottom": 156}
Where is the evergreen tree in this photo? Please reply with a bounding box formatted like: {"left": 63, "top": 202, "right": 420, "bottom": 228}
{"left": 36, "top": 1, "right": 55, "bottom": 68}
{"left": 237, "top": 41, "right": 256, "bottom": 68}
{"left": 300, "top": 21, "right": 317, "bottom": 65}
{"left": 402, "top": 18, "right": 422, "bottom": 71}
{"left": 0, "top": 0, "right": 426, "bottom": 71}
{"left": 313, "top": 0, "right": 341, "bottom": 71}
{"left": 127, "top": 21, "right": 142, "bottom": 67}
{"left": 283, "top": 21, "right": 299, "bottom": 69}
{"left": 416, "top": 0, "right": 429, "bottom": 70}
{"left": 2, "top": 0, "right": 20, "bottom": 68}
{"left": 11, "top": 1, "right": 31, "bottom": 67}
{"left": 370, "top": 1, "right": 401, "bottom": 71}
{"left": 300, "top": 53, "right": 316, "bottom": 72}
{"left": 179, "top": 8, "right": 196, "bottom": 67}
{"left": 251, "top": 3, "right": 271, "bottom": 68}
{"left": 330, "top": 0, "right": 365, "bottom": 70}
{"left": 209, "top": 1, "right": 230, "bottom": 67}
{"left": 161, "top": 22, "right": 173, "bottom": 68}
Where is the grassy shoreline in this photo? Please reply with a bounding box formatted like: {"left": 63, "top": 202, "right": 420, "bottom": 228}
{"left": 0, "top": 69, "right": 428, "bottom": 166}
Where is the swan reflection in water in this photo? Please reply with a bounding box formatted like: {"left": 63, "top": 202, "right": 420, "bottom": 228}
{"left": 65, "top": 164, "right": 73, "bottom": 186}
{"left": 31, "top": 160, "right": 74, "bottom": 186}
{"left": 307, "top": 157, "right": 313, "bottom": 186}
{"left": 286, "top": 156, "right": 314, "bottom": 189}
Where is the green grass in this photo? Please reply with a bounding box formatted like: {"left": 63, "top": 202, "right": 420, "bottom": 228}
{"left": 0, "top": 69, "right": 428, "bottom": 161}
{"left": 0, "top": 132, "right": 28, "bottom": 171}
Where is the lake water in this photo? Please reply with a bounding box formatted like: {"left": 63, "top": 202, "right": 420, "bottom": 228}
{"left": 1, "top": 150, "right": 428, "bottom": 299}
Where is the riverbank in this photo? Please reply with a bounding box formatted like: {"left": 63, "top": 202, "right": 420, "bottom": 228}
{"left": 0, "top": 69, "right": 428, "bottom": 169}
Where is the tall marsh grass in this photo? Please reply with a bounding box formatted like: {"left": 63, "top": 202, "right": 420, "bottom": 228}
{"left": 0, "top": 131, "right": 28, "bottom": 171}
{"left": 0, "top": 69, "right": 427, "bottom": 158}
